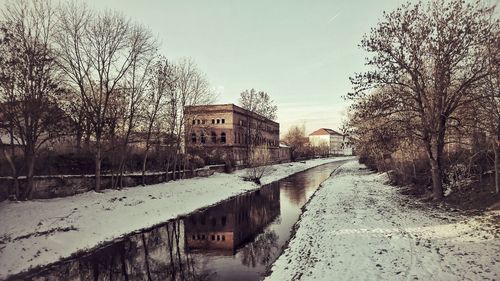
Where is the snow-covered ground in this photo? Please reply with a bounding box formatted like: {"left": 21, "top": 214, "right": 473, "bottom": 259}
{"left": 266, "top": 161, "right": 500, "bottom": 281}
{"left": 0, "top": 157, "right": 352, "bottom": 280}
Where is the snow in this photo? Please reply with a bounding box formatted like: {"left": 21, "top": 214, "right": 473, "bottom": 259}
{"left": 265, "top": 160, "right": 500, "bottom": 281}
{"left": 0, "top": 156, "right": 353, "bottom": 280}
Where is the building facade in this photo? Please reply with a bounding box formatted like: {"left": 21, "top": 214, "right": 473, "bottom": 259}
{"left": 185, "top": 104, "right": 287, "bottom": 164}
{"left": 308, "top": 128, "right": 352, "bottom": 155}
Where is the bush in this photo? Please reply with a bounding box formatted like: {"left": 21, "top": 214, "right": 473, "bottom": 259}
{"left": 243, "top": 146, "right": 274, "bottom": 184}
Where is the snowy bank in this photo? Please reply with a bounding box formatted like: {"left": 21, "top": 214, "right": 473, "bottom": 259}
{"left": 0, "top": 157, "right": 352, "bottom": 280}
{"left": 266, "top": 160, "right": 500, "bottom": 281}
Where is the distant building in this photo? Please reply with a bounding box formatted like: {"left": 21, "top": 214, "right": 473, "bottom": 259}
{"left": 308, "top": 128, "right": 352, "bottom": 155}
{"left": 185, "top": 104, "right": 289, "bottom": 164}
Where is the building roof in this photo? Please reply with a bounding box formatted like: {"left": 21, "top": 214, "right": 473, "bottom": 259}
{"left": 185, "top": 103, "right": 279, "bottom": 126}
{"left": 309, "top": 128, "right": 343, "bottom": 136}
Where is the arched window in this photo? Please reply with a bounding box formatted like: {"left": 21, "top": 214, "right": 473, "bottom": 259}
{"left": 191, "top": 133, "right": 197, "bottom": 143}
{"left": 221, "top": 132, "right": 226, "bottom": 144}
{"left": 201, "top": 133, "right": 206, "bottom": 144}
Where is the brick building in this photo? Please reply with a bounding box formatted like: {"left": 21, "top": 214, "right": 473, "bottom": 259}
{"left": 185, "top": 104, "right": 288, "bottom": 164}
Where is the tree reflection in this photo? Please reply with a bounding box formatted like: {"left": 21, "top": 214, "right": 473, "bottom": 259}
{"left": 239, "top": 229, "right": 279, "bottom": 268}
{"left": 23, "top": 221, "right": 212, "bottom": 281}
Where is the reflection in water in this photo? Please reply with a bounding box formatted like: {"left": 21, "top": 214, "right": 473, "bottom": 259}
{"left": 29, "top": 221, "right": 212, "bottom": 281}
{"left": 281, "top": 172, "right": 327, "bottom": 205}
{"left": 184, "top": 183, "right": 280, "bottom": 254}
{"left": 17, "top": 161, "right": 346, "bottom": 281}
{"left": 239, "top": 229, "right": 279, "bottom": 268}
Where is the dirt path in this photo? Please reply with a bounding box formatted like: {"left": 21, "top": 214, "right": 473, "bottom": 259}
{"left": 266, "top": 161, "right": 500, "bottom": 281}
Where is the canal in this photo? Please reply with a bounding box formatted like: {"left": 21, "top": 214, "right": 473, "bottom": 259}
{"left": 16, "top": 160, "right": 347, "bottom": 281}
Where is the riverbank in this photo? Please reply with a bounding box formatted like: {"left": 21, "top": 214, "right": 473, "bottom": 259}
{"left": 265, "top": 160, "right": 500, "bottom": 280}
{"left": 0, "top": 156, "right": 353, "bottom": 280}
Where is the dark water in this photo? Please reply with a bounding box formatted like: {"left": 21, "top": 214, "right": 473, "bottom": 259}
{"left": 17, "top": 161, "right": 347, "bottom": 281}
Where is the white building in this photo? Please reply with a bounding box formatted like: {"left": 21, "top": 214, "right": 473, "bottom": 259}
{"left": 308, "top": 128, "right": 352, "bottom": 155}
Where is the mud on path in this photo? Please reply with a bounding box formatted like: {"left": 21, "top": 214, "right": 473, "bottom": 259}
{"left": 266, "top": 160, "right": 500, "bottom": 281}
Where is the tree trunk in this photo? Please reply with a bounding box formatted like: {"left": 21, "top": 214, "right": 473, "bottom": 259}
{"left": 95, "top": 143, "right": 102, "bottom": 192}
{"left": 494, "top": 141, "right": 499, "bottom": 194}
{"left": 76, "top": 127, "right": 83, "bottom": 153}
{"left": 0, "top": 144, "right": 19, "bottom": 199}
{"left": 141, "top": 150, "right": 149, "bottom": 186}
{"left": 429, "top": 135, "right": 445, "bottom": 200}
{"left": 25, "top": 150, "right": 36, "bottom": 200}
{"left": 172, "top": 155, "right": 178, "bottom": 180}
{"left": 429, "top": 157, "right": 443, "bottom": 200}
{"left": 164, "top": 150, "right": 172, "bottom": 182}
{"left": 424, "top": 136, "right": 444, "bottom": 200}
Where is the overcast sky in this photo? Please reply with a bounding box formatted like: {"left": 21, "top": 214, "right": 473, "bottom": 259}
{"left": 75, "top": 0, "right": 417, "bottom": 135}
{"left": 1, "top": 0, "right": 498, "bottom": 134}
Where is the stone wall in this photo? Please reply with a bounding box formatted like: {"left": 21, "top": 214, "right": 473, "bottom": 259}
{"left": 0, "top": 165, "right": 225, "bottom": 201}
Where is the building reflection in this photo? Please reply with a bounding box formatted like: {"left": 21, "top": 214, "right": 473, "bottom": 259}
{"left": 26, "top": 221, "right": 213, "bottom": 281}
{"left": 184, "top": 182, "right": 280, "bottom": 254}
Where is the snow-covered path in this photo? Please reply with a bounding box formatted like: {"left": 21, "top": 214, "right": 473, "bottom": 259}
{"left": 0, "top": 157, "right": 353, "bottom": 280}
{"left": 266, "top": 161, "right": 500, "bottom": 281}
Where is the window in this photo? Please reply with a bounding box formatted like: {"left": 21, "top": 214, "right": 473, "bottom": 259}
{"left": 217, "top": 235, "right": 220, "bottom": 241}
{"left": 192, "top": 120, "right": 196, "bottom": 125}
{"left": 212, "top": 119, "right": 215, "bottom": 124}
{"left": 221, "top": 119, "right": 225, "bottom": 124}
{"left": 211, "top": 235, "right": 215, "bottom": 241}
{"left": 221, "top": 216, "right": 226, "bottom": 226}
{"left": 217, "top": 119, "right": 220, "bottom": 124}
{"left": 211, "top": 218, "right": 216, "bottom": 226}
{"left": 191, "top": 133, "right": 196, "bottom": 144}
{"left": 192, "top": 235, "right": 196, "bottom": 240}
{"left": 202, "top": 234, "right": 205, "bottom": 239}
{"left": 197, "top": 119, "right": 201, "bottom": 124}
{"left": 201, "top": 217, "right": 206, "bottom": 225}
{"left": 222, "top": 235, "right": 225, "bottom": 241}
{"left": 221, "top": 132, "right": 226, "bottom": 144}
{"left": 201, "top": 133, "right": 206, "bottom": 144}
{"left": 211, "top": 132, "right": 217, "bottom": 143}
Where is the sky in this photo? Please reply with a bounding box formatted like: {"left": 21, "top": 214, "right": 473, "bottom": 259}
{"left": 1, "top": 0, "right": 498, "bottom": 135}
{"left": 0, "top": 0, "right": 427, "bottom": 134}
{"left": 73, "top": 0, "right": 415, "bottom": 135}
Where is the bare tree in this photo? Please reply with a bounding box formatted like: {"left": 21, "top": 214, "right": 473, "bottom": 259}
{"left": 238, "top": 89, "right": 278, "bottom": 162}
{"left": 140, "top": 56, "right": 175, "bottom": 185}
{"left": 479, "top": 29, "right": 500, "bottom": 194}
{"left": 282, "top": 125, "right": 308, "bottom": 161}
{"left": 349, "top": 0, "right": 498, "bottom": 199}
{"left": 56, "top": 2, "right": 155, "bottom": 191}
{"left": 112, "top": 25, "right": 157, "bottom": 188}
{"left": 243, "top": 145, "right": 273, "bottom": 184}
{"left": 239, "top": 89, "right": 277, "bottom": 121}
{"left": 0, "top": 0, "right": 67, "bottom": 199}
{"left": 166, "top": 58, "right": 213, "bottom": 180}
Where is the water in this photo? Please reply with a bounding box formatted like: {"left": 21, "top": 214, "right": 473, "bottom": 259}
{"left": 18, "top": 161, "right": 347, "bottom": 281}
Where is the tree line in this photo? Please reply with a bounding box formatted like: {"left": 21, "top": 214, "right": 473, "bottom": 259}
{"left": 0, "top": 0, "right": 215, "bottom": 200}
{"left": 347, "top": 0, "right": 499, "bottom": 201}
